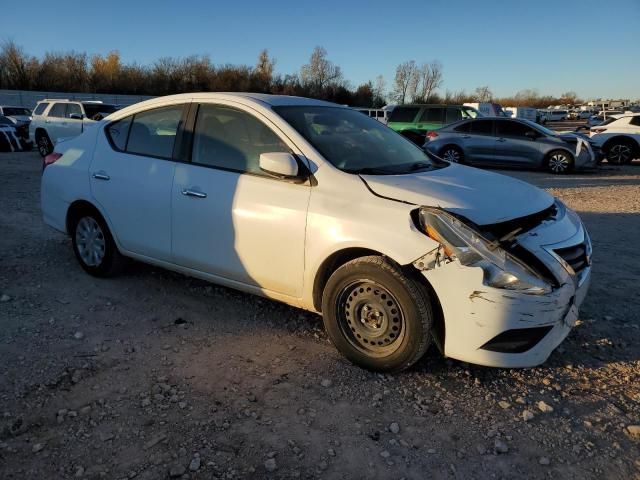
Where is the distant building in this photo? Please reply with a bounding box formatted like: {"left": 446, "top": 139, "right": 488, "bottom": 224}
{"left": 587, "top": 99, "right": 630, "bottom": 109}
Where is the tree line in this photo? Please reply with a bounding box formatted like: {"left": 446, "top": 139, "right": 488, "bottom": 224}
{"left": 0, "top": 40, "right": 582, "bottom": 108}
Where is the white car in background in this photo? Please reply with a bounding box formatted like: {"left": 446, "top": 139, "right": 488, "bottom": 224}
{"left": 40, "top": 93, "right": 592, "bottom": 372}
{"left": 589, "top": 113, "right": 640, "bottom": 164}
{"left": 29, "top": 99, "right": 118, "bottom": 156}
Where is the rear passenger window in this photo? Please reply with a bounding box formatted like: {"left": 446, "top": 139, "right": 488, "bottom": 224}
{"left": 388, "top": 107, "right": 420, "bottom": 123}
{"left": 48, "top": 103, "right": 67, "bottom": 118}
{"left": 67, "top": 103, "right": 82, "bottom": 118}
{"left": 630, "top": 116, "right": 640, "bottom": 126}
{"left": 33, "top": 103, "right": 49, "bottom": 115}
{"left": 419, "top": 107, "right": 444, "bottom": 123}
{"left": 446, "top": 108, "right": 463, "bottom": 123}
{"left": 192, "top": 104, "right": 290, "bottom": 174}
{"left": 454, "top": 122, "right": 471, "bottom": 133}
{"left": 106, "top": 116, "right": 132, "bottom": 151}
{"left": 126, "top": 105, "right": 184, "bottom": 159}
{"left": 470, "top": 120, "right": 493, "bottom": 135}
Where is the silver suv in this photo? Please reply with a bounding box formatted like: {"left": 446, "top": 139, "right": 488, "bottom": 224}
{"left": 30, "top": 100, "right": 118, "bottom": 156}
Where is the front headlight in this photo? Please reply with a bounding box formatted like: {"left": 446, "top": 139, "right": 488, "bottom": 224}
{"left": 418, "top": 207, "right": 552, "bottom": 295}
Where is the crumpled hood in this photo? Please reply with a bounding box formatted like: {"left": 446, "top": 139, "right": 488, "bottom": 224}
{"left": 361, "top": 163, "right": 554, "bottom": 225}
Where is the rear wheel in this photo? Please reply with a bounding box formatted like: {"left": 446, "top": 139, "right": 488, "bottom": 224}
{"left": 605, "top": 139, "right": 636, "bottom": 164}
{"left": 546, "top": 150, "right": 573, "bottom": 174}
{"left": 71, "top": 210, "right": 124, "bottom": 277}
{"left": 439, "top": 145, "right": 464, "bottom": 164}
{"left": 36, "top": 131, "right": 53, "bottom": 157}
{"left": 321, "top": 256, "right": 433, "bottom": 373}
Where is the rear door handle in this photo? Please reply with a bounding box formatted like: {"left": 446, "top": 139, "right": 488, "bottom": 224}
{"left": 462, "top": 135, "right": 471, "bottom": 139}
{"left": 181, "top": 189, "right": 207, "bottom": 199}
{"left": 92, "top": 171, "right": 110, "bottom": 181}
{"left": 497, "top": 138, "right": 507, "bottom": 142}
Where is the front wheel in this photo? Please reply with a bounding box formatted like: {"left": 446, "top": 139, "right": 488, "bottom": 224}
{"left": 321, "top": 256, "right": 433, "bottom": 372}
{"left": 546, "top": 150, "right": 573, "bottom": 174}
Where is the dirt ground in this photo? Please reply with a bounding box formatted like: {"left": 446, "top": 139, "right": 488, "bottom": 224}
{"left": 1, "top": 151, "right": 639, "bottom": 480}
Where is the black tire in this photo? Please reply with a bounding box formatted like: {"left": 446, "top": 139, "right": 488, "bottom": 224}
{"left": 321, "top": 256, "right": 433, "bottom": 373}
{"left": 439, "top": 145, "right": 465, "bottom": 164}
{"left": 70, "top": 208, "right": 125, "bottom": 277}
{"left": 36, "top": 131, "right": 53, "bottom": 157}
{"left": 605, "top": 138, "right": 636, "bottom": 165}
{"left": 545, "top": 149, "right": 574, "bottom": 174}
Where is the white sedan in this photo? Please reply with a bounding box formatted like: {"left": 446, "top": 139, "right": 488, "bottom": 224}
{"left": 41, "top": 93, "right": 592, "bottom": 372}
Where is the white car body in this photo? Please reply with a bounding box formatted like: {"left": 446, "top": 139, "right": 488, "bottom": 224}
{"left": 41, "top": 93, "right": 592, "bottom": 369}
{"left": 464, "top": 102, "right": 507, "bottom": 117}
{"left": 589, "top": 113, "right": 640, "bottom": 163}
{"left": 504, "top": 107, "right": 537, "bottom": 123}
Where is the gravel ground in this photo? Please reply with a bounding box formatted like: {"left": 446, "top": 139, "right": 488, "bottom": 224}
{"left": 1, "top": 151, "right": 639, "bottom": 480}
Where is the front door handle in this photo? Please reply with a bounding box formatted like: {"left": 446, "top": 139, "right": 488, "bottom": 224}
{"left": 496, "top": 138, "right": 507, "bottom": 142}
{"left": 181, "top": 189, "right": 207, "bottom": 199}
{"left": 462, "top": 135, "right": 471, "bottom": 139}
{"left": 92, "top": 171, "right": 110, "bottom": 181}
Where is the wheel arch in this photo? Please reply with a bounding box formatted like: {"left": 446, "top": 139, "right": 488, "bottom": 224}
{"left": 311, "top": 248, "right": 446, "bottom": 350}
{"left": 602, "top": 135, "right": 640, "bottom": 153}
{"left": 66, "top": 200, "right": 107, "bottom": 236}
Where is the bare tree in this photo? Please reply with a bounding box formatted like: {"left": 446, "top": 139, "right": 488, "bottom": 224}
{"left": 0, "top": 40, "right": 32, "bottom": 89}
{"left": 392, "top": 60, "right": 417, "bottom": 104}
{"left": 474, "top": 85, "right": 493, "bottom": 102}
{"left": 255, "top": 49, "right": 275, "bottom": 82}
{"left": 415, "top": 61, "right": 443, "bottom": 102}
{"left": 373, "top": 75, "right": 386, "bottom": 101}
{"left": 300, "top": 46, "right": 342, "bottom": 94}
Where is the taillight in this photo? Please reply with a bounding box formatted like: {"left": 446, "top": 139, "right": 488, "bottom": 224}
{"left": 43, "top": 152, "right": 62, "bottom": 171}
{"left": 426, "top": 131, "right": 439, "bottom": 140}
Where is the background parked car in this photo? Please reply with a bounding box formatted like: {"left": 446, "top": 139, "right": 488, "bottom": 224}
{"left": 504, "top": 107, "right": 537, "bottom": 122}
{"left": 29, "top": 100, "right": 119, "bottom": 156}
{"left": 0, "top": 116, "right": 31, "bottom": 151}
{"left": 589, "top": 113, "right": 640, "bottom": 164}
{"left": 0, "top": 105, "right": 32, "bottom": 143}
{"left": 463, "top": 102, "right": 507, "bottom": 117}
{"left": 387, "top": 104, "right": 481, "bottom": 145}
{"left": 424, "top": 117, "right": 598, "bottom": 174}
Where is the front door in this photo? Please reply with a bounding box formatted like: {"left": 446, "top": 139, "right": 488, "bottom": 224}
{"left": 493, "top": 120, "right": 541, "bottom": 166}
{"left": 171, "top": 103, "right": 310, "bottom": 297}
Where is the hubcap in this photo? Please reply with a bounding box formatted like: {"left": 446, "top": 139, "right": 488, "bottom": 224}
{"left": 608, "top": 144, "right": 631, "bottom": 163}
{"left": 336, "top": 280, "right": 405, "bottom": 357}
{"left": 549, "top": 153, "right": 569, "bottom": 173}
{"left": 75, "top": 217, "right": 106, "bottom": 267}
{"left": 443, "top": 149, "right": 461, "bottom": 163}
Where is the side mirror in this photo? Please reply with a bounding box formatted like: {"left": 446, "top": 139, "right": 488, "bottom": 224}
{"left": 69, "top": 113, "right": 83, "bottom": 120}
{"left": 525, "top": 130, "right": 538, "bottom": 140}
{"left": 259, "top": 152, "right": 299, "bottom": 178}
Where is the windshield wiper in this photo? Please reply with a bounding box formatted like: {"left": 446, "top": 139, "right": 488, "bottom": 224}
{"left": 345, "top": 167, "right": 398, "bottom": 175}
{"left": 406, "top": 162, "right": 433, "bottom": 172}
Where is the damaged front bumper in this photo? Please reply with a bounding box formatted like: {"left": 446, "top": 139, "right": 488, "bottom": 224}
{"left": 418, "top": 204, "right": 592, "bottom": 368}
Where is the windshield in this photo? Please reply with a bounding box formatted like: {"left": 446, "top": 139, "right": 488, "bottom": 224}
{"left": 273, "top": 106, "right": 438, "bottom": 174}
{"left": 82, "top": 103, "right": 118, "bottom": 118}
{"left": 3, "top": 107, "right": 31, "bottom": 116}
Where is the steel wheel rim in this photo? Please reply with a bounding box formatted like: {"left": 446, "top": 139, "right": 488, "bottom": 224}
{"left": 549, "top": 153, "right": 569, "bottom": 173}
{"left": 609, "top": 144, "right": 631, "bottom": 163}
{"left": 75, "top": 217, "right": 106, "bottom": 267}
{"left": 443, "top": 148, "right": 461, "bottom": 163}
{"left": 336, "top": 280, "right": 406, "bottom": 357}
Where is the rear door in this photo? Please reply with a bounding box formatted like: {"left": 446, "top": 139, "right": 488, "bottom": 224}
{"left": 464, "top": 119, "right": 495, "bottom": 163}
{"left": 45, "top": 102, "right": 67, "bottom": 143}
{"left": 493, "top": 120, "right": 542, "bottom": 166}
{"left": 415, "top": 106, "right": 445, "bottom": 131}
{"left": 90, "top": 103, "right": 187, "bottom": 260}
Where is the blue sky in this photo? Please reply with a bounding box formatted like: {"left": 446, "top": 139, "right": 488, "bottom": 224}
{"left": 3, "top": 0, "right": 639, "bottom": 99}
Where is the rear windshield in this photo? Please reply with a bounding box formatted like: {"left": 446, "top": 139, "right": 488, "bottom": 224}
{"left": 83, "top": 103, "right": 118, "bottom": 119}
{"left": 388, "top": 107, "right": 420, "bottom": 123}
{"left": 3, "top": 107, "right": 31, "bottom": 116}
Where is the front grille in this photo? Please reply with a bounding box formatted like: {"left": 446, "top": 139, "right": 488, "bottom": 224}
{"left": 554, "top": 243, "right": 588, "bottom": 275}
